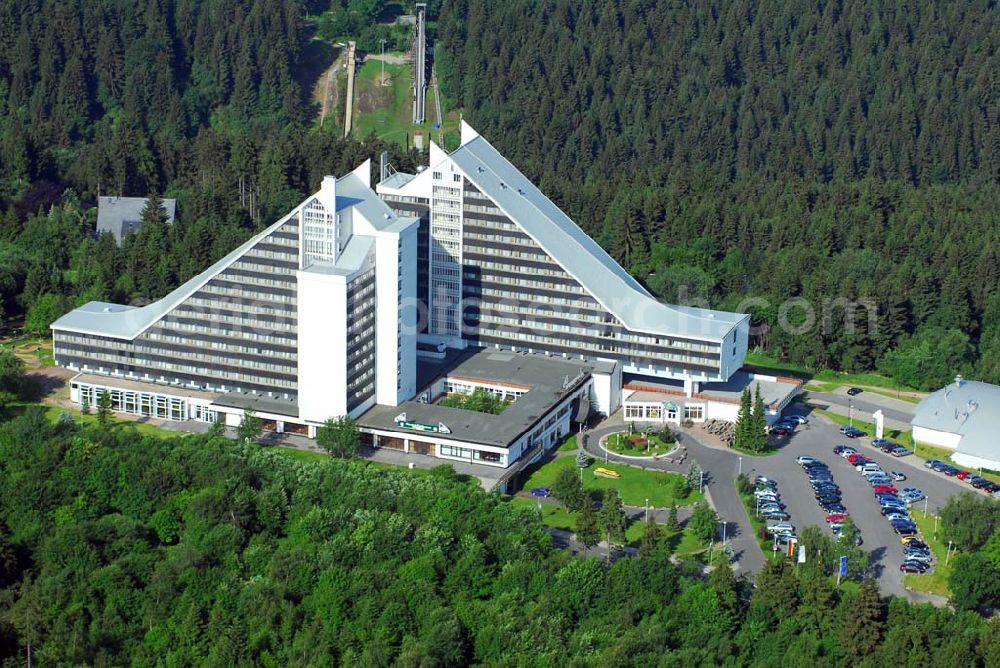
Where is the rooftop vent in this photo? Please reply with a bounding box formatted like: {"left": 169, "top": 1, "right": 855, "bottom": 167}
{"left": 383, "top": 213, "right": 392, "bottom": 219}
{"left": 477, "top": 166, "right": 485, "bottom": 173}
{"left": 955, "top": 374, "right": 964, "bottom": 388}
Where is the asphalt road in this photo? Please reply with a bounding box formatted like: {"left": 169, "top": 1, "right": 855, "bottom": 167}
{"left": 808, "top": 389, "right": 915, "bottom": 425}
{"left": 748, "top": 403, "right": 972, "bottom": 602}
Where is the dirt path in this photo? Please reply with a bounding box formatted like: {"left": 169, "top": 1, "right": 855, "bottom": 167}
{"left": 313, "top": 50, "right": 344, "bottom": 125}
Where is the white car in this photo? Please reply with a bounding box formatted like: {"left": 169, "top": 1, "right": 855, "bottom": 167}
{"left": 785, "top": 415, "right": 809, "bottom": 425}
{"left": 766, "top": 522, "right": 795, "bottom": 535}
{"left": 797, "top": 456, "right": 817, "bottom": 465}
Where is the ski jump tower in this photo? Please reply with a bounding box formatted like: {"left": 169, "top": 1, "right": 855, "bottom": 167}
{"left": 412, "top": 3, "right": 427, "bottom": 124}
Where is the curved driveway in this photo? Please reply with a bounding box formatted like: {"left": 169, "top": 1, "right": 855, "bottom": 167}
{"left": 582, "top": 419, "right": 766, "bottom": 575}
{"left": 584, "top": 407, "right": 960, "bottom": 603}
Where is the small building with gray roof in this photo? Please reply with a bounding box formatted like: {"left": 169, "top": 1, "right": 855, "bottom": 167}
{"left": 911, "top": 376, "right": 1000, "bottom": 471}
{"left": 96, "top": 196, "right": 177, "bottom": 244}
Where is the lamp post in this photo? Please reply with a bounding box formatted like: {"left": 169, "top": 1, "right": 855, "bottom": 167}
{"left": 738, "top": 456, "right": 743, "bottom": 476}
{"left": 849, "top": 398, "right": 854, "bottom": 428}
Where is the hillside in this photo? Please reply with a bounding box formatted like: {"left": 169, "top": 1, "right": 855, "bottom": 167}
{"left": 437, "top": 0, "right": 1000, "bottom": 388}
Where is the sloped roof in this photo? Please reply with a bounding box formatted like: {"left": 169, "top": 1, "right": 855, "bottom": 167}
{"left": 913, "top": 379, "right": 1000, "bottom": 462}
{"left": 54, "top": 172, "right": 415, "bottom": 341}
{"left": 448, "top": 135, "right": 746, "bottom": 342}
{"left": 96, "top": 196, "right": 177, "bottom": 243}
{"left": 53, "top": 209, "right": 298, "bottom": 340}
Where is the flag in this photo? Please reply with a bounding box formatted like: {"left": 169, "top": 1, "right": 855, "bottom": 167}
{"left": 839, "top": 556, "right": 848, "bottom": 576}
{"left": 798, "top": 545, "right": 806, "bottom": 563}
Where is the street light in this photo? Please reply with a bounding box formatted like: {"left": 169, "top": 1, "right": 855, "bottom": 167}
{"left": 738, "top": 456, "right": 743, "bottom": 476}
{"left": 849, "top": 398, "right": 854, "bottom": 428}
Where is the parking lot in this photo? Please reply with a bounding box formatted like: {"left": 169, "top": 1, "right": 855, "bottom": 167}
{"left": 745, "top": 403, "right": 981, "bottom": 599}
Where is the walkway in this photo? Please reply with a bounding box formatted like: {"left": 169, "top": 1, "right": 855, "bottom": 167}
{"left": 580, "top": 414, "right": 766, "bottom": 574}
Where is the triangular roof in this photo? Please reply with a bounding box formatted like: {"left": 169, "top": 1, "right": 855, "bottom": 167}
{"left": 447, "top": 133, "right": 746, "bottom": 342}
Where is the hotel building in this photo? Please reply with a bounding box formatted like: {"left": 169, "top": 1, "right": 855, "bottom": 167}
{"left": 53, "top": 124, "right": 762, "bottom": 465}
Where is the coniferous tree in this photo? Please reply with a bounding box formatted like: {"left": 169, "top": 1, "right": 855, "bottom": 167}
{"left": 575, "top": 496, "right": 600, "bottom": 554}
{"left": 96, "top": 390, "right": 112, "bottom": 425}
{"left": 598, "top": 487, "right": 626, "bottom": 562}
{"left": 639, "top": 516, "right": 662, "bottom": 556}
{"left": 734, "top": 387, "right": 751, "bottom": 449}
{"left": 140, "top": 192, "right": 169, "bottom": 227}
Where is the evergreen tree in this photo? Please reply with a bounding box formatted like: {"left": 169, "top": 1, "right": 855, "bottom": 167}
{"left": 575, "top": 450, "right": 590, "bottom": 468}
{"left": 686, "top": 463, "right": 702, "bottom": 492}
{"left": 598, "top": 487, "right": 626, "bottom": 562}
{"left": 80, "top": 393, "right": 90, "bottom": 415}
{"left": 749, "top": 384, "right": 768, "bottom": 452}
{"left": 96, "top": 390, "right": 112, "bottom": 425}
{"left": 734, "top": 387, "right": 751, "bottom": 449}
{"left": 666, "top": 503, "right": 681, "bottom": 533}
{"left": 140, "top": 192, "right": 170, "bottom": 227}
{"left": 839, "top": 579, "right": 886, "bottom": 664}
{"left": 575, "top": 496, "right": 600, "bottom": 554}
{"left": 208, "top": 415, "right": 226, "bottom": 438}
{"left": 639, "top": 516, "right": 662, "bottom": 556}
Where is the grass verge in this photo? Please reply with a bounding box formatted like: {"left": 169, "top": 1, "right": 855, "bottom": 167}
{"left": 557, "top": 435, "right": 579, "bottom": 453}
{"left": 902, "top": 509, "right": 951, "bottom": 597}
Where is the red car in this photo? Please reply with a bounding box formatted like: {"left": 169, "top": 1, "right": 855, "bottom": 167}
{"left": 957, "top": 471, "right": 972, "bottom": 480}
{"left": 826, "top": 513, "right": 848, "bottom": 523}
{"left": 873, "top": 485, "right": 897, "bottom": 494}
{"left": 847, "top": 454, "right": 869, "bottom": 465}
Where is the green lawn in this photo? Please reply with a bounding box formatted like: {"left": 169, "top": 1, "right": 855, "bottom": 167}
{"left": 902, "top": 509, "right": 951, "bottom": 597}
{"left": 557, "top": 435, "right": 579, "bottom": 453}
{"left": 744, "top": 351, "right": 923, "bottom": 396}
{"left": 508, "top": 496, "right": 578, "bottom": 532}
{"left": 814, "top": 408, "right": 908, "bottom": 442}
{"left": 522, "top": 455, "right": 701, "bottom": 508}
{"left": 351, "top": 59, "right": 462, "bottom": 149}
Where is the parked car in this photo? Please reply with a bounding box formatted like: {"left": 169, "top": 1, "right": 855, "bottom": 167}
{"left": 905, "top": 550, "right": 933, "bottom": 563}
{"left": 826, "top": 512, "right": 849, "bottom": 523}
{"left": 924, "top": 459, "right": 943, "bottom": 469}
{"left": 900, "top": 561, "right": 930, "bottom": 573}
{"left": 891, "top": 471, "right": 906, "bottom": 481}
{"left": 873, "top": 484, "right": 898, "bottom": 494}
{"left": 970, "top": 476, "right": 990, "bottom": 489}
{"left": 942, "top": 466, "right": 960, "bottom": 476}
{"left": 883, "top": 511, "right": 910, "bottom": 522}
{"left": 901, "top": 536, "right": 927, "bottom": 547}
{"left": 847, "top": 454, "right": 871, "bottom": 465}
{"left": 785, "top": 415, "right": 809, "bottom": 425}
{"left": 822, "top": 502, "right": 848, "bottom": 514}
{"left": 766, "top": 522, "right": 796, "bottom": 535}
{"left": 530, "top": 487, "right": 551, "bottom": 497}
{"left": 846, "top": 387, "right": 863, "bottom": 395}
{"left": 840, "top": 426, "right": 866, "bottom": 438}
{"left": 957, "top": 471, "right": 972, "bottom": 480}
{"left": 797, "top": 456, "right": 818, "bottom": 465}
{"left": 762, "top": 510, "right": 791, "bottom": 521}
{"left": 755, "top": 476, "right": 776, "bottom": 486}
{"left": 891, "top": 447, "right": 912, "bottom": 457}
{"left": 769, "top": 427, "right": 791, "bottom": 436}
{"left": 985, "top": 482, "right": 1000, "bottom": 494}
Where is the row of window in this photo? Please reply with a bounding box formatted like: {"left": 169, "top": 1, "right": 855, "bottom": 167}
{"left": 624, "top": 403, "right": 705, "bottom": 421}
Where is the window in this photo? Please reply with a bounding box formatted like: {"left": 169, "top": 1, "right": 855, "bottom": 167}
{"left": 625, "top": 405, "right": 643, "bottom": 419}
{"left": 684, "top": 405, "right": 705, "bottom": 421}
{"left": 452, "top": 173, "right": 462, "bottom": 183}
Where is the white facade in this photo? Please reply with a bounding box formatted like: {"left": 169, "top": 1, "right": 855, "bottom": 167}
{"left": 911, "top": 425, "right": 962, "bottom": 451}
{"left": 297, "top": 270, "right": 350, "bottom": 420}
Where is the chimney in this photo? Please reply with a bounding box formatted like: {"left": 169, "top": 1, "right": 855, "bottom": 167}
{"left": 955, "top": 374, "right": 963, "bottom": 388}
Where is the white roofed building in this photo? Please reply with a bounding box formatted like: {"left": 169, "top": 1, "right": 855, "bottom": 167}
{"left": 912, "top": 376, "right": 1000, "bottom": 471}
{"left": 52, "top": 124, "right": 758, "bottom": 463}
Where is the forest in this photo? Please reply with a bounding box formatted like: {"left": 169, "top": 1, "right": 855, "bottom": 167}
{"left": 436, "top": 0, "right": 1000, "bottom": 388}
{"left": 0, "top": 0, "right": 421, "bottom": 330}
{"left": 4, "top": 1, "right": 1000, "bottom": 389}
{"left": 1, "top": 409, "right": 1000, "bottom": 665}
